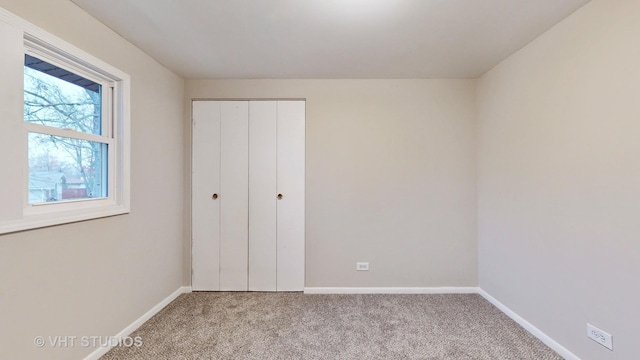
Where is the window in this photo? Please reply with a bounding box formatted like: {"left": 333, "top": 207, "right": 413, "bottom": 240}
{"left": 25, "top": 54, "right": 109, "bottom": 204}
{"left": 0, "top": 7, "right": 130, "bottom": 234}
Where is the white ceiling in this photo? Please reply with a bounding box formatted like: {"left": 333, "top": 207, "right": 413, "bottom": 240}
{"left": 70, "top": 0, "right": 590, "bottom": 79}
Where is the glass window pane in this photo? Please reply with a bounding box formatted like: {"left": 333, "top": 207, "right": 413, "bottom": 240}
{"left": 24, "top": 55, "right": 102, "bottom": 135}
{"left": 28, "top": 132, "right": 107, "bottom": 204}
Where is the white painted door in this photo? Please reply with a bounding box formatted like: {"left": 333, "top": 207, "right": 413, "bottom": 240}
{"left": 192, "top": 100, "right": 304, "bottom": 292}
{"left": 219, "top": 101, "right": 249, "bottom": 291}
{"left": 248, "top": 101, "right": 277, "bottom": 291}
{"left": 191, "top": 101, "right": 221, "bottom": 291}
{"left": 192, "top": 101, "right": 249, "bottom": 291}
{"left": 276, "top": 101, "right": 306, "bottom": 291}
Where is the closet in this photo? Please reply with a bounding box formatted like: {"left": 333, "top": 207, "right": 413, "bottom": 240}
{"left": 191, "top": 100, "right": 305, "bottom": 292}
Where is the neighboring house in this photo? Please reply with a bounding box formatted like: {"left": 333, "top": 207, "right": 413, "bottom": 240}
{"left": 28, "top": 171, "right": 64, "bottom": 203}
{"left": 61, "top": 178, "right": 88, "bottom": 200}
{"left": 28, "top": 172, "right": 87, "bottom": 203}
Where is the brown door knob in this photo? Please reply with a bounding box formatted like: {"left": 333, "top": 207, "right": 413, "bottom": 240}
{"left": 277, "top": 193, "right": 283, "bottom": 200}
{"left": 212, "top": 193, "right": 218, "bottom": 200}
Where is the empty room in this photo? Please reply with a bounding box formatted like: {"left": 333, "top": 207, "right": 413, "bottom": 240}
{"left": 0, "top": 0, "right": 638, "bottom": 359}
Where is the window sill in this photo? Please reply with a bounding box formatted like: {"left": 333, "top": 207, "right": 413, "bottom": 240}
{"left": 0, "top": 204, "right": 130, "bottom": 235}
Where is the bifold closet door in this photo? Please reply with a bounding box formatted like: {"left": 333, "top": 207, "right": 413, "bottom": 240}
{"left": 276, "top": 101, "right": 305, "bottom": 291}
{"left": 248, "top": 102, "right": 277, "bottom": 291}
{"left": 219, "top": 102, "right": 249, "bottom": 290}
{"left": 193, "top": 100, "right": 304, "bottom": 292}
{"left": 192, "top": 101, "right": 249, "bottom": 291}
{"left": 248, "top": 101, "right": 305, "bottom": 291}
{"left": 192, "top": 101, "right": 221, "bottom": 291}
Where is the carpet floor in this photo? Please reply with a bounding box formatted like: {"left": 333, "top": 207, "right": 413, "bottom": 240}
{"left": 101, "top": 292, "right": 562, "bottom": 360}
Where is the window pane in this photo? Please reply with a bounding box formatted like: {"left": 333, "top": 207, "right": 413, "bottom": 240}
{"left": 28, "top": 132, "right": 107, "bottom": 204}
{"left": 24, "top": 55, "right": 102, "bottom": 135}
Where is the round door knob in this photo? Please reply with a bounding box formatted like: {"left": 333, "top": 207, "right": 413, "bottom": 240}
{"left": 277, "top": 193, "right": 283, "bottom": 200}
{"left": 212, "top": 193, "right": 218, "bottom": 200}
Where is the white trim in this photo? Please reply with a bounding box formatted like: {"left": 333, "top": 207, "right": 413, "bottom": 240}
{"left": 1, "top": 204, "right": 128, "bottom": 234}
{"left": 0, "top": 7, "right": 128, "bottom": 81}
{"left": 24, "top": 123, "right": 113, "bottom": 144}
{"left": 304, "top": 287, "right": 479, "bottom": 294}
{"left": 24, "top": 37, "right": 116, "bottom": 86}
{"left": 83, "top": 286, "right": 192, "bottom": 360}
{"left": 478, "top": 288, "right": 581, "bottom": 360}
{"left": 0, "top": 5, "right": 131, "bottom": 235}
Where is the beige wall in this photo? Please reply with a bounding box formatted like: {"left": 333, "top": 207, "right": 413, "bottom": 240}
{"left": 477, "top": 0, "right": 640, "bottom": 359}
{"left": 0, "top": 1, "right": 185, "bottom": 359}
{"left": 8, "top": 0, "right": 636, "bottom": 358}
{"left": 185, "top": 79, "right": 478, "bottom": 288}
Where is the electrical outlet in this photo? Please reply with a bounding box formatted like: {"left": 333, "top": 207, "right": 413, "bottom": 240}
{"left": 587, "top": 323, "right": 613, "bottom": 351}
{"left": 356, "top": 262, "right": 369, "bottom": 271}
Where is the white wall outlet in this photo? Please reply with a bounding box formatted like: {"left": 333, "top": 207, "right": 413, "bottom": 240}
{"left": 587, "top": 323, "right": 613, "bottom": 351}
{"left": 356, "top": 262, "right": 369, "bottom": 271}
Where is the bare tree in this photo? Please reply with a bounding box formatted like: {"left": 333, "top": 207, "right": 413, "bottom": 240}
{"left": 24, "top": 68, "right": 104, "bottom": 199}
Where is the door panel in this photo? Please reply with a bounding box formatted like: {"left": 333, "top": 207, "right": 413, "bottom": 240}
{"left": 276, "top": 101, "right": 306, "bottom": 291}
{"left": 248, "top": 101, "right": 278, "bottom": 291}
{"left": 191, "top": 101, "right": 221, "bottom": 291}
{"left": 219, "top": 101, "right": 249, "bottom": 291}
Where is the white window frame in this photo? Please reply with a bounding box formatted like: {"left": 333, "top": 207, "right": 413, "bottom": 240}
{"left": 0, "top": 7, "right": 130, "bottom": 234}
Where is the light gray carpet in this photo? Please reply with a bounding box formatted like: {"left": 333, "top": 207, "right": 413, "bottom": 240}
{"left": 101, "top": 293, "right": 562, "bottom": 359}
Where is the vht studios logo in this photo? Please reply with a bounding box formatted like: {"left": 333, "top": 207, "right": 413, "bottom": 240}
{"left": 34, "top": 335, "right": 143, "bottom": 348}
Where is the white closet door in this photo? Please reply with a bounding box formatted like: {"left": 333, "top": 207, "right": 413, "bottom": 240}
{"left": 219, "top": 101, "right": 249, "bottom": 291}
{"left": 248, "top": 101, "right": 278, "bottom": 291}
{"left": 191, "top": 101, "right": 221, "bottom": 291}
{"left": 192, "top": 100, "right": 304, "bottom": 292}
{"left": 276, "top": 101, "right": 306, "bottom": 291}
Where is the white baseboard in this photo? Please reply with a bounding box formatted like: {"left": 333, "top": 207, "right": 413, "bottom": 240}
{"left": 478, "top": 288, "right": 580, "bottom": 360}
{"left": 304, "top": 287, "right": 479, "bottom": 294}
{"left": 84, "top": 286, "right": 191, "bottom": 360}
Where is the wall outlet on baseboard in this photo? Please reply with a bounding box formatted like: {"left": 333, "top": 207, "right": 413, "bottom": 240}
{"left": 587, "top": 323, "right": 613, "bottom": 351}
{"left": 356, "top": 262, "right": 369, "bottom": 271}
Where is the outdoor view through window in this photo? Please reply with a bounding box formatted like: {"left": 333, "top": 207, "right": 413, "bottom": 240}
{"left": 24, "top": 55, "right": 107, "bottom": 204}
